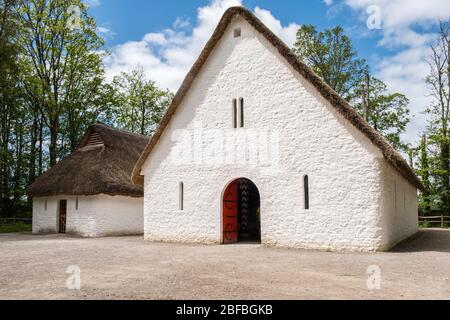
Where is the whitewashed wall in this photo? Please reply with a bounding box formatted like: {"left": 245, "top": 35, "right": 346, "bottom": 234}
{"left": 32, "top": 197, "right": 59, "bottom": 234}
{"left": 32, "top": 195, "right": 143, "bottom": 237}
{"left": 379, "top": 160, "right": 419, "bottom": 250}
{"left": 141, "top": 16, "right": 418, "bottom": 251}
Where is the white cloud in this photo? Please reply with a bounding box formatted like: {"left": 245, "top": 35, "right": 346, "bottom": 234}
{"left": 346, "top": 0, "right": 450, "bottom": 29}
{"left": 344, "top": 0, "right": 450, "bottom": 144}
{"left": 173, "top": 17, "right": 192, "bottom": 30}
{"left": 85, "top": 0, "right": 101, "bottom": 8}
{"left": 254, "top": 7, "right": 300, "bottom": 45}
{"left": 104, "top": 0, "right": 300, "bottom": 92}
{"left": 375, "top": 47, "right": 433, "bottom": 142}
{"left": 97, "top": 26, "right": 116, "bottom": 40}
{"left": 324, "top": 0, "right": 334, "bottom": 6}
{"left": 97, "top": 27, "right": 109, "bottom": 33}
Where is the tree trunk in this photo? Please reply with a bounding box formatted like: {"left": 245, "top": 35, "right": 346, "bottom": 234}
{"left": 408, "top": 148, "right": 414, "bottom": 169}
{"left": 141, "top": 101, "right": 146, "bottom": 135}
{"left": 38, "top": 116, "right": 43, "bottom": 175}
{"left": 421, "top": 135, "right": 431, "bottom": 215}
{"left": 0, "top": 104, "right": 11, "bottom": 216}
{"left": 67, "top": 107, "right": 77, "bottom": 152}
{"left": 444, "top": 37, "right": 450, "bottom": 213}
{"left": 13, "top": 122, "right": 23, "bottom": 206}
{"left": 28, "top": 112, "right": 38, "bottom": 186}
{"left": 362, "top": 72, "right": 370, "bottom": 122}
{"left": 49, "top": 117, "right": 59, "bottom": 167}
{"left": 440, "top": 141, "right": 450, "bottom": 212}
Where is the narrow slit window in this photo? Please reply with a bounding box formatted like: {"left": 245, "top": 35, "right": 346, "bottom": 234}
{"left": 75, "top": 197, "right": 79, "bottom": 210}
{"left": 179, "top": 182, "right": 184, "bottom": 211}
{"left": 239, "top": 98, "right": 244, "bottom": 128}
{"left": 304, "top": 175, "right": 310, "bottom": 210}
{"left": 44, "top": 199, "right": 48, "bottom": 211}
{"left": 233, "top": 99, "right": 237, "bottom": 129}
{"left": 234, "top": 28, "right": 241, "bottom": 38}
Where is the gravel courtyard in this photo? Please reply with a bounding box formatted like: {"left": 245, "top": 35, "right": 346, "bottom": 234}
{"left": 1, "top": 229, "right": 450, "bottom": 300}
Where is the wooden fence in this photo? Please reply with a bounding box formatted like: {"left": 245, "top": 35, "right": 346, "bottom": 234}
{"left": 419, "top": 215, "right": 450, "bottom": 228}
{"left": 0, "top": 218, "right": 32, "bottom": 225}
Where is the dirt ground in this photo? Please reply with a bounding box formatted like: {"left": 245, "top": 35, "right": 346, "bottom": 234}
{"left": 1, "top": 229, "right": 450, "bottom": 300}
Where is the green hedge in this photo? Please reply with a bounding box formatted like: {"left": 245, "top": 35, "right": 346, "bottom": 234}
{"left": 0, "top": 222, "right": 32, "bottom": 234}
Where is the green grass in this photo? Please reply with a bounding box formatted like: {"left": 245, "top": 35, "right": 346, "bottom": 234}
{"left": 0, "top": 222, "right": 32, "bottom": 234}
{"left": 419, "top": 221, "right": 432, "bottom": 228}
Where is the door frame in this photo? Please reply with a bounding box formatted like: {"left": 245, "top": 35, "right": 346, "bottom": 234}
{"left": 221, "top": 177, "right": 261, "bottom": 244}
{"left": 58, "top": 200, "right": 67, "bottom": 234}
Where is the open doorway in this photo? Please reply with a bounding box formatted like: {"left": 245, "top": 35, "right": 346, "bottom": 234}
{"left": 59, "top": 200, "right": 67, "bottom": 234}
{"left": 222, "top": 178, "right": 261, "bottom": 244}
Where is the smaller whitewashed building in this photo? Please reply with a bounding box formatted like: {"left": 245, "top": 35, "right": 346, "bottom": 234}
{"left": 28, "top": 124, "right": 149, "bottom": 237}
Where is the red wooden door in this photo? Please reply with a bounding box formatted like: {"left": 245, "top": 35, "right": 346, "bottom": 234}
{"left": 223, "top": 181, "right": 238, "bottom": 244}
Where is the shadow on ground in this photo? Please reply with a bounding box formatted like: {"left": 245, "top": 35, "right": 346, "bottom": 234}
{"left": 392, "top": 229, "right": 450, "bottom": 253}
{"left": 3, "top": 229, "right": 450, "bottom": 253}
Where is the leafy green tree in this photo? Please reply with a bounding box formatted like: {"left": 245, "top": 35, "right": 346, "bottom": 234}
{"left": 17, "top": 0, "right": 105, "bottom": 165}
{"left": 294, "top": 24, "right": 411, "bottom": 152}
{"left": 0, "top": 0, "right": 110, "bottom": 217}
{"left": 109, "top": 67, "right": 172, "bottom": 136}
{"left": 0, "top": 0, "right": 24, "bottom": 215}
{"left": 62, "top": 57, "right": 105, "bottom": 153}
{"left": 293, "top": 25, "right": 367, "bottom": 101}
{"left": 353, "top": 76, "right": 411, "bottom": 151}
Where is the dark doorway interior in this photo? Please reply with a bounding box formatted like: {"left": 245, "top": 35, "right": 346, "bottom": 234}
{"left": 237, "top": 179, "right": 261, "bottom": 242}
{"left": 223, "top": 178, "right": 261, "bottom": 244}
{"left": 59, "top": 200, "right": 67, "bottom": 234}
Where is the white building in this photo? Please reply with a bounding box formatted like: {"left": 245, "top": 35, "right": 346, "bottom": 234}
{"left": 131, "top": 7, "right": 425, "bottom": 252}
{"left": 28, "top": 124, "right": 148, "bottom": 237}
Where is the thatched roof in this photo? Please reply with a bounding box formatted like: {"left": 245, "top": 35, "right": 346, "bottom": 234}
{"left": 131, "top": 6, "right": 425, "bottom": 193}
{"left": 28, "top": 124, "right": 150, "bottom": 198}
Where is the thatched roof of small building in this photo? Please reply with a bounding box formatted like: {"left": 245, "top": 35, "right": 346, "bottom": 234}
{"left": 131, "top": 6, "right": 425, "bottom": 193}
{"left": 28, "top": 124, "right": 150, "bottom": 198}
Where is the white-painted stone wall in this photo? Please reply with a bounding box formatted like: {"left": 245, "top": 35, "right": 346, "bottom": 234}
{"left": 140, "top": 16, "right": 418, "bottom": 251}
{"left": 379, "top": 160, "right": 419, "bottom": 250}
{"left": 32, "top": 195, "right": 143, "bottom": 237}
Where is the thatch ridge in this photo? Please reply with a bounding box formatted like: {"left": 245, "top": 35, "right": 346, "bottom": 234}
{"left": 27, "top": 124, "right": 150, "bottom": 198}
{"left": 131, "top": 6, "right": 425, "bottom": 192}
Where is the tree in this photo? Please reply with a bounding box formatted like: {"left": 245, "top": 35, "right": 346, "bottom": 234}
{"left": 294, "top": 24, "right": 411, "bottom": 152}
{"left": 17, "top": 0, "right": 105, "bottom": 165}
{"left": 352, "top": 76, "right": 411, "bottom": 151}
{"left": 109, "top": 67, "right": 172, "bottom": 136}
{"left": 417, "top": 135, "right": 432, "bottom": 215}
{"left": 293, "top": 25, "right": 367, "bottom": 101}
{"left": 0, "top": 0, "right": 24, "bottom": 215}
{"left": 62, "top": 57, "right": 105, "bottom": 153}
{"left": 424, "top": 21, "right": 450, "bottom": 214}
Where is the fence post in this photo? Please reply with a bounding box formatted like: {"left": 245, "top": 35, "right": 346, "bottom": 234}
{"left": 442, "top": 215, "right": 444, "bottom": 228}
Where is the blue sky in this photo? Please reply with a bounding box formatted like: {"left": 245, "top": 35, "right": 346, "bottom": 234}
{"left": 89, "top": 0, "right": 382, "bottom": 59}
{"left": 86, "top": 0, "right": 450, "bottom": 143}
